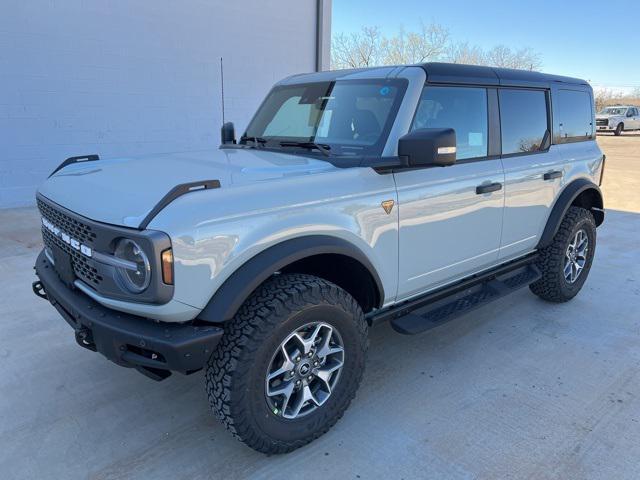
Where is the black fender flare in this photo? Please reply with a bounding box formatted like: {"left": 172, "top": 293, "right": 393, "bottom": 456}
{"left": 537, "top": 179, "right": 604, "bottom": 249}
{"left": 198, "top": 235, "right": 385, "bottom": 322}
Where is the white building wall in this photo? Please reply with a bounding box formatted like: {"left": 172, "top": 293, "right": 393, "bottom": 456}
{"left": 0, "top": 0, "right": 330, "bottom": 208}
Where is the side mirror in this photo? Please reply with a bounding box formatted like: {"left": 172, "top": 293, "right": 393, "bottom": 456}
{"left": 627, "top": 111, "right": 634, "bottom": 117}
{"left": 221, "top": 122, "right": 236, "bottom": 144}
{"left": 398, "top": 128, "right": 456, "bottom": 167}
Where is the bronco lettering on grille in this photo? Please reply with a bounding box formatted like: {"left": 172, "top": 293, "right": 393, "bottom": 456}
{"left": 42, "top": 217, "right": 93, "bottom": 258}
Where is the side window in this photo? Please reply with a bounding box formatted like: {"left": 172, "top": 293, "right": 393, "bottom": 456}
{"left": 499, "top": 89, "right": 548, "bottom": 155}
{"left": 553, "top": 89, "right": 594, "bottom": 143}
{"left": 412, "top": 86, "right": 488, "bottom": 160}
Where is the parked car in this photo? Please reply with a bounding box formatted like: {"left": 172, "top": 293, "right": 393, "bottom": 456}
{"left": 32, "top": 63, "right": 605, "bottom": 454}
{"left": 596, "top": 105, "right": 640, "bottom": 135}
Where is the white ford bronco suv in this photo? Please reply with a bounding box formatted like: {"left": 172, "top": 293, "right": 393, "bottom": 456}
{"left": 595, "top": 105, "right": 640, "bottom": 135}
{"left": 32, "top": 63, "right": 605, "bottom": 454}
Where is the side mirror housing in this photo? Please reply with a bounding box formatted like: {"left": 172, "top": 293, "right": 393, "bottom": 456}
{"left": 398, "top": 128, "right": 456, "bottom": 167}
{"left": 221, "top": 122, "right": 236, "bottom": 145}
{"left": 627, "top": 111, "right": 634, "bottom": 117}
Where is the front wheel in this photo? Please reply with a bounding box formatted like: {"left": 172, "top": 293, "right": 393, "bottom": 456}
{"left": 530, "top": 206, "right": 596, "bottom": 302}
{"left": 614, "top": 123, "right": 624, "bottom": 136}
{"left": 205, "top": 273, "right": 368, "bottom": 454}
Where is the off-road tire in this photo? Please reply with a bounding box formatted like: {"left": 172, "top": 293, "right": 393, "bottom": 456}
{"left": 530, "top": 206, "right": 596, "bottom": 302}
{"left": 205, "top": 273, "right": 368, "bottom": 454}
{"left": 614, "top": 123, "right": 624, "bottom": 136}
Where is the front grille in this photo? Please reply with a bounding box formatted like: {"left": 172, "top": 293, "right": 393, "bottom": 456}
{"left": 42, "top": 229, "right": 103, "bottom": 286}
{"left": 596, "top": 119, "right": 609, "bottom": 126}
{"left": 37, "top": 198, "right": 97, "bottom": 245}
{"left": 38, "top": 199, "right": 103, "bottom": 287}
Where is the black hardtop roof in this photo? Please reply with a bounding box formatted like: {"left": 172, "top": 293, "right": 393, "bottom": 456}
{"left": 420, "top": 62, "right": 589, "bottom": 88}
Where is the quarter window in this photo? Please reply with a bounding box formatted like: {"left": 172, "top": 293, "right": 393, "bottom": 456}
{"left": 412, "top": 86, "right": 488, "bottom": 160}
{"left": 499, "top": 89, "right": 548, "bottom": 155}
{"left": 554, "top": 89, "right": 594, "bottom": 143}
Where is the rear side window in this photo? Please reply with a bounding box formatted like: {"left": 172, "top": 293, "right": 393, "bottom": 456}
{"left": 499, "top": 89, "right": 548, "bottom": 155}
{"left": 412, "top": 86, "right": 488, "bottom": 160}
{"left": 554, "top": 89, "right": 594, "bottom": 143}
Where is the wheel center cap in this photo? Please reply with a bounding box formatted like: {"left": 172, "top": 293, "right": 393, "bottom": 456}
{"left": 299, "top": 363, "right": 311, "bottom": 375}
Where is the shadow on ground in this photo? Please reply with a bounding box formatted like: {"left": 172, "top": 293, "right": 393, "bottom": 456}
{"left": 1, "top": 207, "right": 639, "bottom": 479}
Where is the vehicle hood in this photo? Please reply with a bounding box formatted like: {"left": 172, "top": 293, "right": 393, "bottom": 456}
{"left": 596, "top": 114, "right": 622, "bottom": 120}
{"left": 38, "top": 148, "right": 337, "bottom": 228}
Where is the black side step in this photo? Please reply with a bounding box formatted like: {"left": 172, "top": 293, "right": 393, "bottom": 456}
{"left": 389, "top": 264, "right": 540, "bottom": 335}
{"left": 368, "top": 253, "right": 539, "bottom": 334}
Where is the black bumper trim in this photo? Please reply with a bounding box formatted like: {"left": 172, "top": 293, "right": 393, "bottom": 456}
{"left": 34, "top": 250, "right": 223, "bottom": 378}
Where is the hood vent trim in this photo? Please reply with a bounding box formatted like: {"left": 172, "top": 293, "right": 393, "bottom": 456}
{"left": 49, "top": 154, "right": 100, "bottom": 178}
{"left": 138, "top": 179, "right": 221, "bottom": 230}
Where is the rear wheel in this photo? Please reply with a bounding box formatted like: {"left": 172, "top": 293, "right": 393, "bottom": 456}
{"left": 205, "top": 273, "right": 368, "bottom": 454}
{"left": 614, "top": 123, "right": 624, "bottom": 136}
{"left": 530, "top": 206, "right": 596, "bottom": 302}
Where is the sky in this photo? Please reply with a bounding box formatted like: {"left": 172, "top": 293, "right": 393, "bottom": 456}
{"left": 332, "top": 0, "right": 640, "bottom": 93}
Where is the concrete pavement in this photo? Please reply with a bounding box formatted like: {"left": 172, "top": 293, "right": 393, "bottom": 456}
{"left": 1, "top": 134, "right": 639, "bottom": 479}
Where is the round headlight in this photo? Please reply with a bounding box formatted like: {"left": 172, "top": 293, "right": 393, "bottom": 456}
{"left": 114, "top": 238, "right": 151, "bottom": 293}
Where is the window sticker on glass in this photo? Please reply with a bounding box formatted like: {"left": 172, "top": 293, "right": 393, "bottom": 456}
{"left": 468, "top": 132, "right": 483, "bottom": 146}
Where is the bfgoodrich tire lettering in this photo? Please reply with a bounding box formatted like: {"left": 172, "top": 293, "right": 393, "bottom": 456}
{"left": 530, "top": 206, "right": 596, "bottom": 302}
{"left": 205, "top": 273, "right": 368, "bottom": 454}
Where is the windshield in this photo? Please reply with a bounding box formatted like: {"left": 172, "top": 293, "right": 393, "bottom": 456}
{"left": 599, "top": 107, "right": 627, "bottom": 115}
{"left": 243, "top": 79, "right": 408, "bottom": 157}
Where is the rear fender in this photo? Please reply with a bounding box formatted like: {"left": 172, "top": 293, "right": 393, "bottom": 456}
{"left": 538, "top": 179, "right": 604, "bottom": 249}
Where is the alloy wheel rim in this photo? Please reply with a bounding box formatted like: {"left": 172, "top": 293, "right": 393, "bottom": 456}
{"left": 265, "top": 322, "right": 345, "bottom": 419}
{"left": 564, "top": 229, "right": 589, "bottom": 284}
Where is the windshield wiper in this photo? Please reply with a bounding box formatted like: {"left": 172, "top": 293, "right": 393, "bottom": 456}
{"left": 279, "top": 141, "right": 331, "bottom": 157}
{"left": 240, "top": 136, "right": 268, "bottom": 148}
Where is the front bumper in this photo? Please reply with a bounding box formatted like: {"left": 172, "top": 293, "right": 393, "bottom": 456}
{"left": 33, "top": 250, "right": 223, "bottom": 380}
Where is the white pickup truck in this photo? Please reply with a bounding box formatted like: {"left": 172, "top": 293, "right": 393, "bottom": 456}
{"left": 596, "top": 105, "right": 640, "bottom": 135}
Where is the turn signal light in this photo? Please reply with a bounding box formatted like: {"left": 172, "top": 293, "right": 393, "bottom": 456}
{"left": 161, "top": 248, "right": 174, "bottom": 285}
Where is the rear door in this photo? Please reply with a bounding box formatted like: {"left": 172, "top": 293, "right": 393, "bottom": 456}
{"left": 395, "top": 85, "right": 505, "bottom": 300}
{"left": 629, "top": 107, "right": 640, "bottom": 129}
{"left": 498, "top": 88, "right": 564, "bottom": 261}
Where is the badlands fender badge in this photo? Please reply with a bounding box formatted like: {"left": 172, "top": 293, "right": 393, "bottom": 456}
{"left": 381, "top": 200, "right": 395, "bottom": 214}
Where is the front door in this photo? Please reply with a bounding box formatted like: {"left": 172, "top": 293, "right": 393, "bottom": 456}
{"left": 628, "top": 107, "right": 640, "bottom": 129}
{"left": 395, "top": 85, "right": 505, "bottom": 300}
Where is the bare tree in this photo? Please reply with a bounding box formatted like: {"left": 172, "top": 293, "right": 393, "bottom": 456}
{"left": 331, "top": 23, "right": 543, "bottom": 72}
{"left": 331, "top": 26, "right": 383, "bottom": 69}
{"left": 484, "top": 45, "right": 542, "bottom": 70}
{"left": 446, "top": 41, "right": 486, "bottom": 65}
{"left": 381, "top": 22, "right": 449, "bottom": 64}
{"left": 594, "top": 88, "right": 623, "bottom": 111}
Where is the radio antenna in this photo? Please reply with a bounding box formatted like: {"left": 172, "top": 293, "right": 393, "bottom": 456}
{"left": 220, "top": 57, "right": 226, "bottom": 124}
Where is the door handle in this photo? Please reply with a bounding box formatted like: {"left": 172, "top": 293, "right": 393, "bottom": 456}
{"left": 476, "top": 182, "right": 502, "bottom": 194}
{"left": 543, "top": 170, "right": 563, "bottom": 181}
